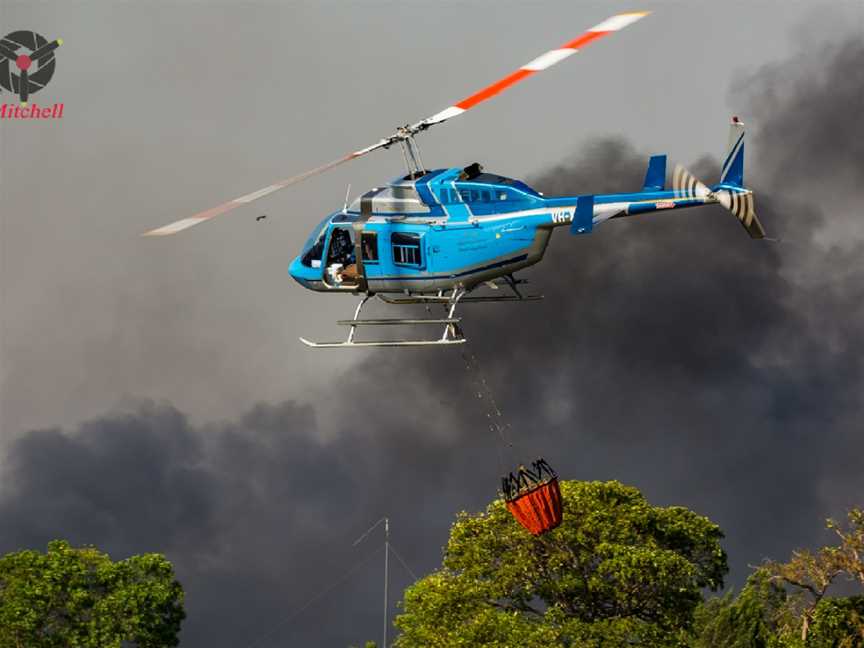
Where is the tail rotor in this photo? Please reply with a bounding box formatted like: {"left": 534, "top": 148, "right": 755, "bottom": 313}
{"left": 672, "top": 163, "right": 765, "bottom": 239}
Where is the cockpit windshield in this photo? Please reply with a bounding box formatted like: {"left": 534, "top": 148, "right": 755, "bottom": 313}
{"left": 300, "top": 214, "right": 332, "bottom": 267}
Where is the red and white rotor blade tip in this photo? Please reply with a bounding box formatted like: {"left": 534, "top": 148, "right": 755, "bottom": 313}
{"left": 142, "top": 140, "right": 389, "bottom": 236}
{"left": 414, "top": 11, "right": 650, "bottom": 129}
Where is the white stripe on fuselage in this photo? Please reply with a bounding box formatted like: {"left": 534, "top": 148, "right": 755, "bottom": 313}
{"left": 361, "top": 196, "right": 713, "bottom": 227}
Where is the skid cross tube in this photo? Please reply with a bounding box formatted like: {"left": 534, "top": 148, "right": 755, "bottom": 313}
{"left": 377, "top": 275, "right": 543, "bottom": 306}
{"left": 337, "top": 318, "right": 460, "bottom": 326}
{"left": 299, "top": 288, "right": 467, "bottom": 348}
{"left": 443, "top": 288, "right": 465, "bottom": 341}
{"left": 347, "top": 295, "right": 371, "bottom": 344}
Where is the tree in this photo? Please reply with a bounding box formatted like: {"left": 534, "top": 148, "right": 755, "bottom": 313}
{"left": 829, "top": 509, "right": 864, "bottom": 590}
{"left": 394, "top": 480, "right": 728, "bottom": 647}
{"left": 692, "top": 507, "right": 864, "bottom": 648}
{"left": 0, "top": 540, "right": 185, "bottom": 648}
{"left": 807, "top": 596, "right": 864, "bottom": 648}
{"left": 692, "top": 571, "right": 787, "bottom": 648}
{"left": 763, "top": 547, "right": 844, "bottom": 643}
{"left": 761, "top": 508, "right": 864, "bottom": 646}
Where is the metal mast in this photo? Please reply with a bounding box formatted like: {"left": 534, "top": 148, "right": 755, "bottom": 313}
{"left": 383, "top": 517, "right": 390, "bottom": 648}
{"left": 354, "top": 517, "right": 391, "bottom": 647}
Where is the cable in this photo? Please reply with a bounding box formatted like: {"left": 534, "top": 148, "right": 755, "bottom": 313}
{"left": 388, "top": 542, "right": 419, "bottom": 582}
{"left": 460, "top": 347, "right": 518, "bottom": 473}
{"left": 240, "top": 545, "right": 383, "bottom": 648}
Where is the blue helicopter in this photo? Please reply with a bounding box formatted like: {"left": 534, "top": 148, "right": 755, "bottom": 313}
{"left": 145, "top": 11, "right": 765, "bottom": 348}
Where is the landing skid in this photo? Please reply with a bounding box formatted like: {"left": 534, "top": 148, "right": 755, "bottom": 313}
{"left": 298, "top": 276, "right": 542, "bottom": 348}
{"left": 299, "top": 338, "right": 466, "bottom": 348}
{"left": 299, "top": 290, "right": 467, "bottom": 348}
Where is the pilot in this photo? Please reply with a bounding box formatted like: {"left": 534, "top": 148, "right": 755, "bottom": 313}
{"left": 330, "top": 228, "right": 355, "bottom": 265}
{"left": 329, "top": 228, "right": 358, "bottom": 284}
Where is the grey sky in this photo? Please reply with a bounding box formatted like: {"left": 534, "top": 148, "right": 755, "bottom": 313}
{"left": 1, "top": 2, "right": 864, "bottom": 647}
{"left": 1, "top": 0, "right": 860, "bottom": 436}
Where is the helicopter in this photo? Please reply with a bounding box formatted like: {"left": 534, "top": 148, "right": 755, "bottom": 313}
{"left": 144, "top": 11, "right": 765, "bottom": 348}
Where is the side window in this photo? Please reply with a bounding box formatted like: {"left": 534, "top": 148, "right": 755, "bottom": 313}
{"left": 361, "top": 232, "right": 378, "bottom": 262}
{"left": 391, "top": 232, "right": 422, "bottom": 267}
{"left": 439, "top": 187, "right": 491, "bottom": 203}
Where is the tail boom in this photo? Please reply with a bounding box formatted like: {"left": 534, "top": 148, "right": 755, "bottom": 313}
{"left": 545, "top": 117, "right": 765, "bottom": 238}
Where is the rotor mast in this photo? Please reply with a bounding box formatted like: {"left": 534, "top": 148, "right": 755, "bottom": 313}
{"left": 395, "top": 127, "right": 426, "bottom": 178}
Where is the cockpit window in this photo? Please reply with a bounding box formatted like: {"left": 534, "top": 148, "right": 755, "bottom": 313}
{"left": 300, "top": 215, "right": 331, "bottom": 268}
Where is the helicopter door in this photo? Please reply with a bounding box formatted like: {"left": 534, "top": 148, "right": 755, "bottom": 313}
{"left": 323, "top": 226, "right": 360, "bottom": 288}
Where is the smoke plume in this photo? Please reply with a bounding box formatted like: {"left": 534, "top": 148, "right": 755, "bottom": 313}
{"left": 2, "top": 37, "right": 863, "bottom": 648}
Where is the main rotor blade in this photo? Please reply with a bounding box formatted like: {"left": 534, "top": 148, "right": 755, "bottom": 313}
{"left": 146, "top": 11, "right": 649, "bottom": 237}
{"left": 142, "top": 140, "right": 390, "bottom": 236}
{"left": 411, "top": 11, "right": 650, "bottom": 131}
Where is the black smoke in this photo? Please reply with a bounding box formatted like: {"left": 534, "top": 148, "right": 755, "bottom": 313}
{"left": 2, "top": 38, "right": 863, "bottom": 648}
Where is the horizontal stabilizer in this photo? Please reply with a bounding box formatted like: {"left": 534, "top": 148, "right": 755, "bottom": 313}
{"left": 642, "top": 154, "right": 666, "bottom": 191}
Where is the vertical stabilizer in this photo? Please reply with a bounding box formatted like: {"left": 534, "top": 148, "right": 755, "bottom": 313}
{"left": 642, "top": 154, "right": 666, "bottom": 191}
{"left": 720, "top": 116, "right": 745, "bottom": 187}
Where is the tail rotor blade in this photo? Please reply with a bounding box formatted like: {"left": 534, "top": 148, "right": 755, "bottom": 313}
{"left": 727, "top": 190, "right": 765, "bottom": 238}
{"left": 673, "top": 164, "right": 765, "bottom": 239}
{"left": 672, "top": 164, "right": 711, "bottom": 200}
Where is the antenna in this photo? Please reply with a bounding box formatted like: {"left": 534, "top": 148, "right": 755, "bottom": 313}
{"left": 343, "top": 184, "right": 351, "bottom": 212}
{"left": 354, "top": 517, "right": 390, "bottom": 648}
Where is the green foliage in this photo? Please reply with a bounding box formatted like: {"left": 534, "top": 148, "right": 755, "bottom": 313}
{"left": 692, "top": 571, "right": 787, "bottom": 648}
{"left": 807, "top": 596, "right": 864, "bottom": 648}
{"left": 394, "top": 480, "right": 728, "bottom": 648}
{"left": 694, "top": 507, "right": 864, "bottom": 648}
{"left": 761, "top": 508, "right": 864, "bottom": 647}
{"left": 0, "top": 540, "right": 185, "bottom": 648}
